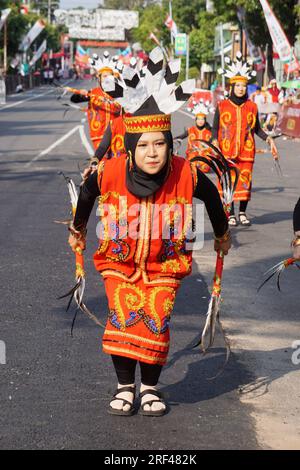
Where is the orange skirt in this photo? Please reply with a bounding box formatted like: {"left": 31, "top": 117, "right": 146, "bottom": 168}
{"left": 102, "top": 277, "right": 180, "bottom": 365}
{"left": 218, "top": 160, "right": 254, "bottom": 202}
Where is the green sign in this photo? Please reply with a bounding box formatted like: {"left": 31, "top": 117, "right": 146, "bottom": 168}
{"left": 175, "top": 33, "right": 187, "bottom": 56}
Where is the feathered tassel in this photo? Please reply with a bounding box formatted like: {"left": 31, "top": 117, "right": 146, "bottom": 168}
{"left": 258, "top": 258, "right": 300, "bottom": 293}
{"left": 190, "top": 141, "right": 238, "bottom": 375}
{"left": 57, "top": 173, "right": 105, "bottom": 334}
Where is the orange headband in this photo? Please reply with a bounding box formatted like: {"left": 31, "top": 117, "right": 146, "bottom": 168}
{"left": 124, "top": 114, "right": 172, "bottom": 134}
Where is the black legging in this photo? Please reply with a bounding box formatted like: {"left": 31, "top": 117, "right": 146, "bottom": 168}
{"left": 111, "top": 355, "right": 163, "bottom": 386}
{"left": 230, "top": 201, "right": 248, "bottom": 215}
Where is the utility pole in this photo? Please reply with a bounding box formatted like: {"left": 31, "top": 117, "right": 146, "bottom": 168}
{"left": 220, "top": 23, "right": 225, "bottom": 91}
{"left": 48, "top": 0, "right": 51, "bottom": 24}
{"left": 186, "top": 34, "right": 190, "bottom": 80}
{"left": 3, "top": 21, "right": 7, "bottom": 74}
{"left": 169, "top": 1, "right": 173, "bottom": 46}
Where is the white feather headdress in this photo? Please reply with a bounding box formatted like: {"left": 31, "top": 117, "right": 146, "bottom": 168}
{"left": 218, "top": 51, "right": 257, "bottom": 83}
{"left": 89, "top": 50, "right": 122, "bottom": 76}
{"left": 187, "top": 98, "right": 214, "bottom": 116}
{"left": 102, "top": 47, "right": 195, "bottom": 117}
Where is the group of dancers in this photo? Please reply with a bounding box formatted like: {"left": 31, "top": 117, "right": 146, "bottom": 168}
{"left": 62, "top": 48, "right": 299, "bottom": 416}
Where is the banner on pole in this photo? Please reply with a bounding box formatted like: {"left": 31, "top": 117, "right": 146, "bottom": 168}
{"left": 165, "top": 14, "right": 178, "bottom": 38}
{"left": 19, "top": 19, "right": 46, "bottom": 52}
{"left": 29, "top": 40, "right": 47, "bottom": 67}
{"left": 0, "top": 8, "right": 11, "bottom": 31}
{"left": 259, "top": 0, "right": 299, "bottom": 71}
{"left": 175, "top": 33, "right": 187, "bottom": 56}
{"left": 277, "top": 103, "right": 300, "bottom": 138}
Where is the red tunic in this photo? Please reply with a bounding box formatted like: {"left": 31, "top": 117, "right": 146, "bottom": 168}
{"left": 186, "top": 126, "right": 212, "bottom": 173}
{"left": 218, "top": 99, "right": 258, "bottom": 163}
{"left": 87, "top": 88, "right": 121, "bottom": 150}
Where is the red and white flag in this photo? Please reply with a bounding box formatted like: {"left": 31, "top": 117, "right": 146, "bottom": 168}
{"left": 165, "top": 14, "right": 178, "bottom": 38}
{"left": 259, "top": 0, "right": 299, "bottom": 72}
{"left": 20, "top": 5, "right": 29, "bottom": 15}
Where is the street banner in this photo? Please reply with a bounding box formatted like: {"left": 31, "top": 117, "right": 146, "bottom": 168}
{"left": 29, "top": 40, "right": 47, "bottom": 67}
{"left": 19, "top": 19, "right": 46, "bottom": 52}
{"left": 165, "top": 14, "right": 178, "bottom": 38}
{"left": 259, "top": 0, "right": 299, "bottom": 72}
{"left": 175, "top": 34, "right": 187, "bottom": 56}
{"left": 75, "top": 44, "right": 90, "bottom": 68}
{"left": 277, "top": 103, "right": 300, "bottom": 138}
{"left": 237, "top": 6, "right": 265, "bottom": 71}
{"left": 54, "top": 9, "right": 138, "bottom": 41}
{"left": 0, "top": 8, "right": 11, "bottom": 32}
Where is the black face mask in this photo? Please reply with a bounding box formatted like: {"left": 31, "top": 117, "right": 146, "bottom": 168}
{"left": 125, "top": 131, "right": 173, "bottom": 198}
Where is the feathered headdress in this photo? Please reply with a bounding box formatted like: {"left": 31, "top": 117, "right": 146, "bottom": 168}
{"left": 89, "top": 50, "right": 123, "bottom": 77}
{"left": 102, "top": 47, "right": 195, "bottom": 134}
{"left": 218, "top": 51, "right": 257, "bottom": 84}
{"left": 187, "top": 98, "right": 214, "bottom": 117}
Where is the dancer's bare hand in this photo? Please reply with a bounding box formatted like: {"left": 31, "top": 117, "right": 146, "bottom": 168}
{"left": 82, "top": 161, "right": 98, "bottom": 182}
{"left": 293, "top": 244, "right": 300, "bottom": 260}
{"left": 68, "top": 233, "right": 86, "bottom": 253}
{"left": 214, "top": 233, "right": 232, "bottom": 255}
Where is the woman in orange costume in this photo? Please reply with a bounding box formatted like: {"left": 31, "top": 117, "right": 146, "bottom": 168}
{"left": 70, "top": 51, "right": 122, "bottom": 151}
{"left": 68, "top": 50, "right": 231, "bottom": 417}
{"left": 212, "top": 52, "right": 278, "bottom": 226}
{"left": 175, "top": 100, "right": 213, "bottom": 173}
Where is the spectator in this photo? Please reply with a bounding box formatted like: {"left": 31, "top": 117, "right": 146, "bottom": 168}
{"left": 268, "top": 79, "right": 280, "bottom": 103}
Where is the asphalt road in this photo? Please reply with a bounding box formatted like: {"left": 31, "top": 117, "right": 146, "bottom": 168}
{"left": 0, "top": 81, "right": 299, "bottom": 450}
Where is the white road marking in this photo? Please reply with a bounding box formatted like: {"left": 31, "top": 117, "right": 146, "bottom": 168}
{"left": 0, "top": 80, "right": 74, "bottom": 112}
{"left": 79, "top": 124, "right": 94, "bottom": 156}
{"left": 0, "top": 89, "right": 55, "bottom": 111}
{"left": 178, "top": 109, "right": 194, "bottom": 119}
{"left": 25, "top": 125, "right": 81, "bottom": 168}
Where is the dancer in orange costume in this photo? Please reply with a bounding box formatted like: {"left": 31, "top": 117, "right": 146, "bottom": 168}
{"left": 67, "top": 49, "right": 231, "bottom": 417}
{"left": 175, "top": 99, "right": 214, "bottom": 173}
{"left": 212, "top": 52, "right": 278, "bottom": 226}
{"left": 70, "top": 51, "right": 122, "bottom": 151}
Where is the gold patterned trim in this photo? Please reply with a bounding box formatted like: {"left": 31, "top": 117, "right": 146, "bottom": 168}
{"left": 104, "top": 330, "right": 170, "bottom": 347}
{"left": 124, "top": 114, "right": 171, "bottom": 134}
{"left": 103, "top": 345, "right": 167, "bottom": 363}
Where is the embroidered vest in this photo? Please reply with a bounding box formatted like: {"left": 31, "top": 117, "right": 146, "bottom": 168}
{"left": 108, "top": 116, "right": 126, "bottom": 158}
{"left": 93, "top": 155, "right": 197, "bottom": 286}
{"left": 87, "top": 88, "right": 121, "bottom": 150}
{"left": 218, "top": 99, "right": 258, "bottom": 162}
{"left": 186, "top": 126, "right": 212, "bottom": 161}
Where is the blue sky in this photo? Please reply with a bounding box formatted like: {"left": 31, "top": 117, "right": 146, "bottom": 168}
{"left": 60, "top": 1, "right": 102, "bottom": 9}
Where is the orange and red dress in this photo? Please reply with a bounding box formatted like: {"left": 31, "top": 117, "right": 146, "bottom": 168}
{"left": 87, "top": 88, "right": 121, "bottom": 150}
{"left": 93, "top": 154, "right": 197, "bottom": 365}
{"left": 215, "top": 99, "right": 258, "bottom": 201}
{"left": 186, "top": 126, "right": 212, "bottom": 173}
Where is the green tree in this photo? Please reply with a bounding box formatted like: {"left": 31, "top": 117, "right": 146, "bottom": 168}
{"left": 213, "top": 0, "right": 299, "bottom": 46}
{"left": 131, "top": 3, "right": 170, "bottom": 52}
{"left": 162, "top": 0, "right": 207, "bottom": 33}
{"left": 0, "top": 2, "right": 66, "bottom": 67}
{"left": 31, "top": 1, "right": 60, "bottom": 21}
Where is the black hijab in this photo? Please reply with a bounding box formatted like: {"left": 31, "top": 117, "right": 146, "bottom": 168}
{"left": 125, "top": 130, "right": 173, "bottom": 198}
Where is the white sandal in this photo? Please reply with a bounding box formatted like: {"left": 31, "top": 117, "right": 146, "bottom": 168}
{"left": 239, "top": 212, "right": 251, "bottom": 226}
{"left": 228, "top": 215, "right": 238, "bottom": 227}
